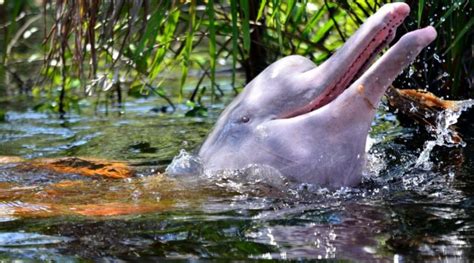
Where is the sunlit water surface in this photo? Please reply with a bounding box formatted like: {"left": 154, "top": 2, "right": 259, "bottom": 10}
{"left": 0, "top": 95, "right": 473, "bottom": 261}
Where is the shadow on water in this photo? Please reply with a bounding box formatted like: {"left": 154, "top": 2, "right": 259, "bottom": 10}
{"left": 0, "top": 95, "right": 473, "bottom": 261}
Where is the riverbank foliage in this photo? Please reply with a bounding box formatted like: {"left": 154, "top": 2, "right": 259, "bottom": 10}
{"left": 0, "top": 0, "right": 472, "bottom": 115}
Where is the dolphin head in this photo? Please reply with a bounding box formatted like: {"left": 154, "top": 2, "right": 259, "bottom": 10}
{"left": 199, "top": 3, "right": 437, "bottom": 188}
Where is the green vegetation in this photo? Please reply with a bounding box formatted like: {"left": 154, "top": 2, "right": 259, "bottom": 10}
{"left": 0, "top": 0, "right": 472, "bottom": 115}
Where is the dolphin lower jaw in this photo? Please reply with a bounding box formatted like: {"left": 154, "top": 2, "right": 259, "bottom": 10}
{"left": 280, "top": 8, "right": 407, "bottom": 120}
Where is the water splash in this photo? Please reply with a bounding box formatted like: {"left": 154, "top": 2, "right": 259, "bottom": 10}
{"left": 415, "top": 99, "right": 474, "bottom": 169}
{"left": 165, "top": 149, "right": 203, "bottom": 178}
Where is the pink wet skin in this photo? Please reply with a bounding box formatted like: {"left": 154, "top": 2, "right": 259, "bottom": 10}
{"left": 197, "top": 3, "right": 438, "bottom": 189}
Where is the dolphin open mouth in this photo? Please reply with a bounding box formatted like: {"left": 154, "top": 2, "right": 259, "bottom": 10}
{"left": 282, "top": 4, "right": 409, "bottom": 119}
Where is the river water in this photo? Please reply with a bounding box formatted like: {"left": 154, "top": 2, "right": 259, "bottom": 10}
{"left": 0, "top": 93, "right": 473, "bottom": 261}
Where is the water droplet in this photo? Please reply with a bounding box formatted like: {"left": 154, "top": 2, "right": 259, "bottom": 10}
{"left": 408, "top": 66, "right": 414, "bottom": 77}
{"left": 409, "top": 102, "right": 417, "bottom": 113}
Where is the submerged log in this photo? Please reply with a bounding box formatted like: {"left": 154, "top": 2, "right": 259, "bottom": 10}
{"left": 387, "top": 87, "right": 464, "bottom": 144}
{"left": 0, "top": 156, "right": 135, "bottom": 179}
{"left": 25, "top": 157, "right": 135, "bottom": 179}
{"left": 0, "top": 172, "right": 177, "bottom": 218}
{"left": 0, "top": 200, "right": 171, "bottom": 218}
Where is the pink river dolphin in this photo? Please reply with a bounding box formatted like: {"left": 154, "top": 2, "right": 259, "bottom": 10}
{"left": 198, "top": 3, "right": 437, "bottom": 189}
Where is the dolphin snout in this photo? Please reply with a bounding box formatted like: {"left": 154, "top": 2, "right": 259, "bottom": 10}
{"left": 379, "top": 3, "right": 410, "bottom": 30}
{"left": 410, "top": 26, "right": 438, "bottom": 46}
{"left": 390, "top": 2, "right": 410, "bottom": 17}
{"left": 389, "top": 26, "right": 437, "bottom": 63}
{"left": 377, "top": 2, "right": 410, "bottom": 19}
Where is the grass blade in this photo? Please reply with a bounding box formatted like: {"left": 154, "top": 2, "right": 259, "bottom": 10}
{"left": 302, "top": 5, "right": 326, "bottom": 34}
{"left": 284, "top": 0, "right": 296, "bottom": 24}
{"left": 256, "top": 0, "right": 267, "bottom": 21}
{"left": 443, "top": 16, "right": 473, "bottom": 55}
{"left": 230, "top": 0, "right": 239, "bottom": 87}
{"left": 417, "top": 0, "right": 425, "bottom": 27}
{"left": 207, "top": 0, "right": 216, "bottom": 99}
{"left": 149, "top": 7, "right": 180, "bottom": 80}
{"left": 271, "top": 0, "right": 283, "bottom": 53}
{"left": 135, "top": 7, "right": 165, "bottom": 60}
{"left": 240, "top": 0, "right": 250, "bottom": 53}
{"left": 434, "top": 0, "right": 465, "bottom": 28}
{"left": 179, "top": 0, "right": 196, "bottom": 100}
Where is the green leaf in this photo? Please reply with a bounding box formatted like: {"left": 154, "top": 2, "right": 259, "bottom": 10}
{"left": 230, "top": 0, "right": 239, "bottom": 86}
{"left": 434, "top": 0, "right": 465, "bottom": 28}
{"left": 149, "top": 8, "right": 181, "bottom": 80}
{"left": 302, "top": 5, "right": 326, "bottom": 34}
{"left": 256, "top": 0, "right": 268, "bottom": 21}
{"left": 179, "top": 1, "right": 196, "bottom": 101}
{"left": 272, "top": 0, "right": 283, "bottom": 53}
{"left": 135, "top": 7, "right": 165, "bottom": 58}
{"left": 417, "top": 0, "right": 425, "bottom": 27}
{"left": 240, "top": 0, "right": 251, "bottom": 53}
{"left": 311, "top": 18, "right": 334, "bottom": 43}
{"left": 3, "top": 0, "right": 26, "bottom": 63}
{"left": 185, "top": 103, "right": 208, "bottom": 117}
{"left": 207, "top": 0, "right": 217, "bottom": 99}
{"left": 443, "top": 16, "right": 474, "bottom": 55}
{"left": 284, "top": 0, "right": 296, "bottom": 24}
{"left": 292, "top": 0, "right": 308, "bottom": 24}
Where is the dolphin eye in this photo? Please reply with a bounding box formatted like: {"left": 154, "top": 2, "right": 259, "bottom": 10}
{"left": 240, "top": 116, "right": 250, "bottom": 123}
